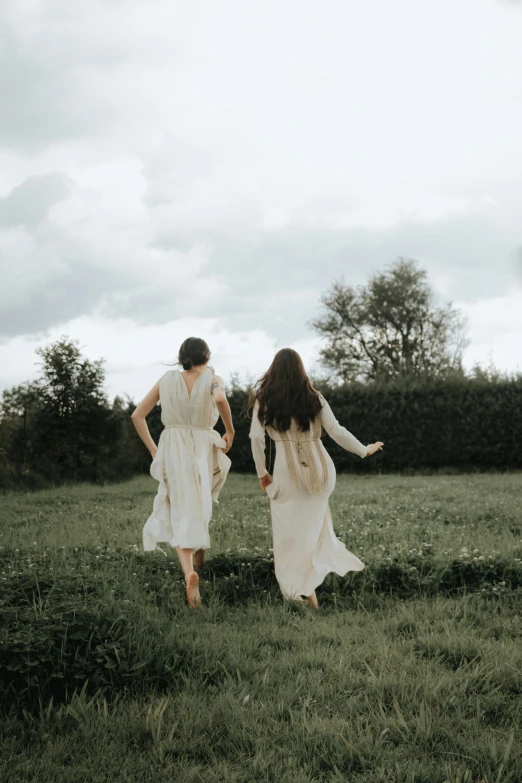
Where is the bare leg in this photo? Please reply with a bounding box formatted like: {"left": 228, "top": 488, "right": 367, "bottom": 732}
{"left": 176, "top": 547, "right": 201, "bottom": 608}
{"left": 176, "top": 547, "right": 194, "bottom": 579}
{"left": 305, "top": 591, "right": 319, "bottom": 609}
{"left": 193, "top": 548, "right": 205, "bottom": 571}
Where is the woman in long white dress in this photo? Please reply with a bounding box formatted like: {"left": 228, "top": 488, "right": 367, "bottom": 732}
{"left": 131, "top": 337, "right": 234, "bottom": 608}
{"left": 249, "top": 348, "right": 383, "bottom": 608}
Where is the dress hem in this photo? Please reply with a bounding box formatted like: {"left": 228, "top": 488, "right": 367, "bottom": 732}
{"left": 279, "top": 561, "right": 365, "bottom": 600}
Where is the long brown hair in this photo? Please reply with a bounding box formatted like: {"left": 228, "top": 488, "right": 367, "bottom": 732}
{"left": 248, "top": 348, "right": 322, "bottom": 432}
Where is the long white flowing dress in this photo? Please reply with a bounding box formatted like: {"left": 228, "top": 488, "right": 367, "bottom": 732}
{"left": 249, "top": 396, "right": 366, "bottom": 599}
{"left": 143, "top": 367, "right": 231, "bottom": 552}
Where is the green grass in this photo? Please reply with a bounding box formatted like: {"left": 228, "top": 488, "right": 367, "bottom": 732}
{"left": 1, "top": 473, "right": 522, "bottom": 783}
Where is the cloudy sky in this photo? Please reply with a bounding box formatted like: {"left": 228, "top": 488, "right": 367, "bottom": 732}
{"left": 1, "top": 0, "right": 521, "bottom": 401}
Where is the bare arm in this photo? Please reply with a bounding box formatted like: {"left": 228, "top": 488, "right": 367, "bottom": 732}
{"left": 212, "top": 375, "right": 235, "bottom": 453}
{"left": 131, "top": 381, "right": 160, "bottom": 459}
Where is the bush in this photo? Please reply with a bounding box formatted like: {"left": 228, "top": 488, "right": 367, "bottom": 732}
{"left": 2, "top": 370, "right": 521, "bottom": 487}
{"left": 226, "top": 376, "right": 522, "bottom": 473}
{"left": 1, "top": 548, "right": 521, "bottom": 715}
{"left": 0, "top": 575, "right": 151, "bottom": 710}
{"left": 0, "top": 565, "right": 232, "bottom": 714}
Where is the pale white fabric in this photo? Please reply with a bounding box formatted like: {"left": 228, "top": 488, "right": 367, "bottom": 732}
{"left": 249, "top": 396, "right": 366, "bottom": 599}
{"left": 143, "top": 367, "right": 231, "bottom": 552}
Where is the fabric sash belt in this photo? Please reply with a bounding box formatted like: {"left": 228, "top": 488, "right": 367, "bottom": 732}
{"left": 271, "top": 437, "right": 321, "bottom": 443}
{"left": 164, "top": 424, "right": 213, "bottom": 431}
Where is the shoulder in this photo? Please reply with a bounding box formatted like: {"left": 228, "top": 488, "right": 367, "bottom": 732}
{"left": 209, "top": 370, "right": 226, "bottom": 397}
{"left": 207, "top": 365, "right": 220, "bottom": 383}
{"left": 211, "top": 373, "right": 224, "bottom": 384}
{"left": 211, "top": 374, "right": 225, "bottom": 392}
{"left": 159, "top": 369, "right": 179, "bottom": 387}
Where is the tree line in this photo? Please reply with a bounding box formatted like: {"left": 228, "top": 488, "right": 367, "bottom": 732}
{"left": 1, "top": 260, "right": 520, "bottom": 488}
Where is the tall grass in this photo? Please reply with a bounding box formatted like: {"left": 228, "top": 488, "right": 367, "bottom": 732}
{"left": 1, "top": 473, "right": 521, "bottom": 782}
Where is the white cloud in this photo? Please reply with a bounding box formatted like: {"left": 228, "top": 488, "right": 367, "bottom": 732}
{"left": 1, "top": 0, "right": 522, "bottom": 388}
{"left": 458, "top": 291, "right": 522, "bottom": 374}
{"left": 0, "top": 315, "right": 277, "bottom": 400}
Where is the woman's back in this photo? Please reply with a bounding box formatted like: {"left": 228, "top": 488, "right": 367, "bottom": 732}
{"left": 159, "top": 368, "right": 218, "bottom": 429}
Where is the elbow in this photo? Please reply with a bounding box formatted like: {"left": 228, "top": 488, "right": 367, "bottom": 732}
{"left": 130, "top": 409, "right": 140, "bottom": 421}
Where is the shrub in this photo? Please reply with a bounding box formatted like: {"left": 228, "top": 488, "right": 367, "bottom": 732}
{"left": 226, "top": 376, "right": 522, "bottom": 473}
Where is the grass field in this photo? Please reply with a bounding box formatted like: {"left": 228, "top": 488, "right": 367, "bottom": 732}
{"left": 1, "top": 472, "right": 522, "bottom": 783}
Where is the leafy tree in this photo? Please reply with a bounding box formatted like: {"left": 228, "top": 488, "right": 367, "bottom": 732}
{"left": 31, "top": 337, "right": 119, "bottom": 480}
{"left": 0, "top": 383, "right": 40, "bottom": 477}
{"left": 0, "top": 337, "right": 120, "bottom": 484}
{"left": 311, "top": 259, "right": 468, "bottom": 383}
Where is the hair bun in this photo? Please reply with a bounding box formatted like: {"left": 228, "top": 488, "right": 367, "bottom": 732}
{"left": 178, "top": 337, "right": 210, "bottom": 371}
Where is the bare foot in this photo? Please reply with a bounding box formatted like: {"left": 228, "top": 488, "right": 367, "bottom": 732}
{"left": 193, "top": 549, "right": 205, "bottom": 572}
{"left": 305, "top": 591, "right": 319, "bottom": 609}
{"left": 186, "top": 572, "right": 202, "bottom": 609}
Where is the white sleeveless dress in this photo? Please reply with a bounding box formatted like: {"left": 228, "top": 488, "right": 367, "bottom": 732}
{"left": 143, "top": 367, "right": 231, "bottom": 552}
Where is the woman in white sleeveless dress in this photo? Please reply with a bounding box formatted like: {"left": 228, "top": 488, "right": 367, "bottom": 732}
{"left": 249, "top": 348, "right": 383, "bottom": 608}
{"left": 131, "top": 337, "right": 234, "bottom": 608}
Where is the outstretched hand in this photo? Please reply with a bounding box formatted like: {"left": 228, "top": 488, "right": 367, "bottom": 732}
{"left": 259, "top": 473, "right": 273, "bottom": 492}
{"left": 367, "top": 442, "right": 384, "bottom": 456}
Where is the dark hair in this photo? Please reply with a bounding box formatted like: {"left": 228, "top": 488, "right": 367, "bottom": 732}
{"left": 178, "top": 337, "right": 210, "bottom": 371}
{"left": 247, "top": 348, "right": 322, "bottom": 432}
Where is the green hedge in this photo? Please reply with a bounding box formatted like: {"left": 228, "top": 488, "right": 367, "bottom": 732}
{"left": 220, "top": 377, "right": 522, "bottom": 473}
{"left": 2, "top": 376, "right": 521, "bottom": 488}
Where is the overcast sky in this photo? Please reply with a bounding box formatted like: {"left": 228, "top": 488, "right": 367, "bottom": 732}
{"left": 1, "top": 0, "right": 521, "bottom": 401}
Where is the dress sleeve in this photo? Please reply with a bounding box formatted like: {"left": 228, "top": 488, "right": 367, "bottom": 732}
{"left": 158, "top": 370, "right": 173, "bottom": 402}
{"left": 249, "top": 401, "right": 269, "bottom": 477}
{"left": 319, "top": 396, "right": 368, "bottom": 458}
